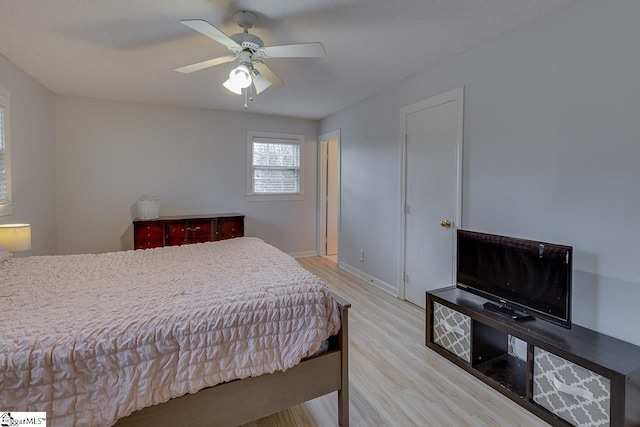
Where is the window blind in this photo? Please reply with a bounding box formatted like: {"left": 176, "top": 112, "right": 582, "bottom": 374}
{"left": 252, "top": 140, "right": 300, "bottom": 193}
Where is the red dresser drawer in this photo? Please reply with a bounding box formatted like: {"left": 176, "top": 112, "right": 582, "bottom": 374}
{"left": 185, "top": 220, "right": 212, "bottom": 243}
{"left": 165, "top": 222, "right": 188, "bottom": 246}
{"left": 165, "top": 220, "right": 213, "bottom": 246}
{"left": 134, "top": 222, "right": 163, "bottom": 249}
{"left": 219, "top": 218, "right": 243, "bottom": 240}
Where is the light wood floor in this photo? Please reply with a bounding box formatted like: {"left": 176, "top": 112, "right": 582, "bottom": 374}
{"left": 243, "top": 257, "right": 549, "bottom": 427}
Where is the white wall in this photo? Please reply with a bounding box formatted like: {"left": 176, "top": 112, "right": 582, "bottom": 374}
{"left": 0, "top": 55, "right": 57, "bottom": 255}
{"left": 320, "top": 0, "right": 640, "bottom": 346}
{"left": 55, "top": 96, "right": 318, "bottom": 256}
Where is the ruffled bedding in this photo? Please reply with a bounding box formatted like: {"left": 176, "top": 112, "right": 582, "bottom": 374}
{"left": 0, "top": 237, "right": 340, "bottom": 426}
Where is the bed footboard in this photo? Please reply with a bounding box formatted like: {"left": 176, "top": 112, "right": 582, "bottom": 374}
{"left": 333, "top": 293, "right": 350, "bottom": 427}
{"left": 115, "top": 294, "right": 350, "bottom": 427}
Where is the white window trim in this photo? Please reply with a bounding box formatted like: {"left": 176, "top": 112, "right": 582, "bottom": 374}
{"left": 246, "top": 131, "right": 305, "bottom": 201}
{"left": 0, "top": 87, "right": 13, "bottom": 217}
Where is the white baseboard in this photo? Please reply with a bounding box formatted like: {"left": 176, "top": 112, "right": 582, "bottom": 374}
{"left": 338, "top": 262, "right": 398, "bottom": 297}
{"left": 289, "top": 250, "right": 319, "bottom": 258}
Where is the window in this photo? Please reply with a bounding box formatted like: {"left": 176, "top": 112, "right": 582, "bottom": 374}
{"left": 247, "top": 131, "right": 304, "bottom": 200}
{"left": 0, "top": 87, "right": 12, "bottom": 216}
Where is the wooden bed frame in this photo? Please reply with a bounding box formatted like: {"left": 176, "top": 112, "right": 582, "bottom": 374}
{"left": 114, "top": 293, "right": 350, "bottom": 427}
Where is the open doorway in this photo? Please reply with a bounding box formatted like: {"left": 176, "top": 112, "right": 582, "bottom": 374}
{"left": 319, "top": 129, "right": 340, "bottom": 263}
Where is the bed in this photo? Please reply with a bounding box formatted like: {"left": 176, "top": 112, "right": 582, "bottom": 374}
{"left": 0, "top": 237, "right": 350, "bottom": 427}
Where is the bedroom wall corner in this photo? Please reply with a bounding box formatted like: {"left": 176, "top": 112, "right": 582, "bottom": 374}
{"left": 0, "top": 54, "right": 57, "bottom": 256}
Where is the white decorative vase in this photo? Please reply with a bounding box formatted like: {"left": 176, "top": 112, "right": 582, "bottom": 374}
{"left": 136, "top": 195, "right": 160, "bottom": 220}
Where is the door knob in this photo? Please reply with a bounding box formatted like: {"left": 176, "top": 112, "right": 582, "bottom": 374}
{"left": 440, "top": 219, "right": 452, "bottom": 228}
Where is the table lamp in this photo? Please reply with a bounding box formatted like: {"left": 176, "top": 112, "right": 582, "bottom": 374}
{"left": 0, "top": 223, "right": 31, "bottom": 256}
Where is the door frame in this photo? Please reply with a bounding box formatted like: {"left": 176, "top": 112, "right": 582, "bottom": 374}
{"left": 398, "top": 87, "right": 464, "bottom": 300}
{"left": 318, "top": 129, "right": 341, "bottom": 257}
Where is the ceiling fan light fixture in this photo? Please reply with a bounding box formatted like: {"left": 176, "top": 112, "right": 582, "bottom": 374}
{"left": 223, "top": 78, "right": 243, "bottom": 95}
{"left": 177, "top": 11, "right": 323, "bottom": 104}
{"left": 228, "top": 64, "right": 252, "bottom": 89}
{"left": 251, "top": 70, "right": 272, "bottom": 95}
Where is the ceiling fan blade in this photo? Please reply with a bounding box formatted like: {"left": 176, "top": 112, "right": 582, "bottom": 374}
{"left": 259, "top": 42, "right": 326, "bottom": 58}
{"left": 180, "top": 19, "right": 241, "bottom": 51}
{"left": 253, "top": 62, "right": 285, "bottom": 91}
{"left": 174, "top": 54, "right": 236, "bottom": 73}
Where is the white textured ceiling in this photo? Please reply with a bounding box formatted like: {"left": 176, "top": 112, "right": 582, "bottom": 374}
{"left": 0, "top": 0, "right": 576, "bottom": 119}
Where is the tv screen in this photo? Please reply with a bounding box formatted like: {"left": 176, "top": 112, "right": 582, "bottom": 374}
{"left": 456, "top": 230, "right": 572, "bottom": 328}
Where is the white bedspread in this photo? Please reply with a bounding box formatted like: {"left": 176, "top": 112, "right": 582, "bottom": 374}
{"left": 0, "top": 237, "right": 341, "bottom": 427}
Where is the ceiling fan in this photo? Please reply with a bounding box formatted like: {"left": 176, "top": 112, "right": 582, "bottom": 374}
{"left": 175, "top": 10, "right": 326, "bottom": 99}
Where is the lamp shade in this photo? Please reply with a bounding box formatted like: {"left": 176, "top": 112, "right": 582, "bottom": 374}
{"left": 223, "top": 78, "right": 243, "bottom": 95}
{"left": 228, "top": 64, "right": 252, "bottom": 89}
{"left": 252, "top": 71, "right": 272, "bottom": 95}
{"left": 0, "top": 223, "right": 31, "bottom": 252}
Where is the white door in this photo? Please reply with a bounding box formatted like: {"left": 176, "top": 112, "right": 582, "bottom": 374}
{"left": 326, "top": 140, "right": 339, "bottom": 255}
{"left": 401, "top": 87, "right": 463, "bottom": 308}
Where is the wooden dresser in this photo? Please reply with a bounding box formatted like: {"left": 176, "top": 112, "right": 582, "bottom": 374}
{"left": 133, "top": 214, "right": 244, "bottom": 250}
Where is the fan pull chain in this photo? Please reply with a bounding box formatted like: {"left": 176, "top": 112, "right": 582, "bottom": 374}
{"left": 243, "top": 85, "right": 256, "bottom": 109}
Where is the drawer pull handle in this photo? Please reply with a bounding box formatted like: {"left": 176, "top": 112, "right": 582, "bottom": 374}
{"left": 443, "top": 322, "right": 465, "bottom": 337}
{"left": 548, "top": 373, "right": 594, "bottom": 402}
{"left": 186, "top": 227, "right": 201, "bottom": 232}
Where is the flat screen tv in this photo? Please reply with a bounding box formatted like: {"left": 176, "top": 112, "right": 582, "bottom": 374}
{"left": 456, "top": 230, "right": 572, "bottom": 328}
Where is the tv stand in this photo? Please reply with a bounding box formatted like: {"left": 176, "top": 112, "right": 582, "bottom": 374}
{"left": 426, "top": 287, "right": 640, "bottom": 427}
{"left": 482, "top": 301, "right": 535, "bottom": 322}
